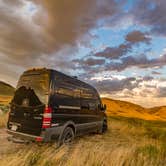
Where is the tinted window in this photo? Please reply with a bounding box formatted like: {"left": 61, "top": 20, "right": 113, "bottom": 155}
{"left": 15, "top": 72, "right": 49, "bottom": 105}
{"left": 49, "top": 79, "right": 81, "bottom": 108}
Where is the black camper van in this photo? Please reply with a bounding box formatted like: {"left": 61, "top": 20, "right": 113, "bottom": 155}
{"left": 7, "top": 68, "right": 107, "bottom": 145}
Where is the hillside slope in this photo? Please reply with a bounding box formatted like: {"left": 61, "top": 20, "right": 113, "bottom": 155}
{"left": 102, "top": 98, "right": 166, "bottom": 121}
{"left": 0, "top": 81, "right": 15, "bottom": 96}
{"left": 0, "top": 81, "right": 15, "bottom": 105}
{"left": 149, "top": 106, "right": 166, "bottom": 120}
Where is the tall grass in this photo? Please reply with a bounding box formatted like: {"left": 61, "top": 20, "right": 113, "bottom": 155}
{"left": 0, "top": 105, "right": 9, "bottom": 128}
{"left": 0, "top": 113, "right": 8, "bottom": 128}
{"left": 0, "top": 116, "right": 165, "bottom": 166}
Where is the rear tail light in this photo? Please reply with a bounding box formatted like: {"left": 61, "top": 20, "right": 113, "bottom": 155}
{"left": 42, "top": 107, "right": 52, "bottom": 129}
{"left": 36, "top": 136, "right": 43, "bottom": 142}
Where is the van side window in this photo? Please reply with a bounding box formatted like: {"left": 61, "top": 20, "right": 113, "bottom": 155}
{"left": 57, "top": 87, "right": 74, "bottom": 97}
{"left": 50, "top": 80, "right": 81, "bottom": 108}
{"left": 81, "top": 89, "right": 93, "bottom": 99}
{"left": 89, "top": 102, "right": 96, "bottom": 111}
{"left": 81, "top": 99, "right": 89, "bottom": 109}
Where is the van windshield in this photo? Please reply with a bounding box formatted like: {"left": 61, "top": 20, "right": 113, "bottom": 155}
{"left": 13, "top": 72, "right": 49, "bottom": 106}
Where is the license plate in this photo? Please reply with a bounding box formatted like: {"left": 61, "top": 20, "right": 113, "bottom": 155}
{"left": 11, "top": 125, "right": 18, "bottom": 131}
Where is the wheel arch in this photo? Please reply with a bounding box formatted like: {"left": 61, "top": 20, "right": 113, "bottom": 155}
{"left": 57, "top": 121, "right": 76, "bottom": 146}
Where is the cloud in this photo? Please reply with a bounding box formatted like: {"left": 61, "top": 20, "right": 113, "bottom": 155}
{"left": 75, "top": 53, "right": 166, "bottom": 77}
{"left": 29, "top": 0, "right": 118, "bottom": 52}
{"left": 91, "top": 77, "right": 138, "bottom": 93}
{"left": 125, "top": 30, "right": 151, "bottom": 44}
{"left": 106, "top": 54, "right": 166, "bottom": 72}
{"left": 0, "top": 1, "right": 46, "bottom": 60}
{"left": 0, "top": 0, "right": 119, "bottom": 83}
{"left": 152, "top": 71, "right": 161, "bottom": 75}
{"left": 90, "top": 75, "right": 166, "bottom": 105}
{"left": 94, "top": 43, "right": 132, "bottom": 59}
{"left": 73, "top": 58, "right": 105, "bottom": 67}
{"left": 156, "top": 87, "right": 166, "bottom": 97}
{"left": 92, "top": 30, "right": 151, "bottom": 59}
{"left": 133, "top": 0, "right": 166, "bottom": 36}
{"left": 87, "top": 75, "right": 162, "bottom": 100}
{"left": 2, "top": 0, "right": 23, "bottom": 6}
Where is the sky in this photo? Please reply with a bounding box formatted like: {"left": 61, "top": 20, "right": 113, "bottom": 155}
{"left": 0, "top": 0, "right": 166, "bottom": 107}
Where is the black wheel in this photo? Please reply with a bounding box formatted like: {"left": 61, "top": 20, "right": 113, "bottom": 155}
{"left": 61, "top": 127, "right": 75, "bottom": 144}
{"left": 97, "top": 119, "right": 108, "bottom": 134}
{"left": 102, "top": 120, "right": 108, "bottom": 133}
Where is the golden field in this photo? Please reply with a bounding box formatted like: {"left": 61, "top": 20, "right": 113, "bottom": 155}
{"left": 0, "top": 113, "right": 8, "bottom": 128}
{"left": 0, "top": 116, "right": 165, "bottom": 166}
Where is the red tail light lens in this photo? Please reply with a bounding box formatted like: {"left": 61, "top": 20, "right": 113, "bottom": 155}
{"left": 36, "top": 136, "right": 43, "bottom": 142}
{"left": 42, "top": 107, "right": 52, "bottom": 129}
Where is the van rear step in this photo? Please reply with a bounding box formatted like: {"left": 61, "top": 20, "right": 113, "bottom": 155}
{"left": 7, "top": 136, "right": 30, "bottom": 144}
{"left": 7, "top": 129, "right": 44, "bottom": 143}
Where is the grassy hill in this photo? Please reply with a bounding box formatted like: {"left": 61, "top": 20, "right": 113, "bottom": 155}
{"left": 0, "top": 81, "right": 15, "bottom": 105}
{"left": 102, "top": 98, "right": 166, "bottom": 121}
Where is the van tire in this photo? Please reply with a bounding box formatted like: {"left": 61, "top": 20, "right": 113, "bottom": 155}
{"left": 98, "top": 119, "right": 107, "bottom": 134}
{"left": 60, "top": 127, "right": 75, "bottom": 145}
{"left": 102, "top": 120, "right": 108, "bottom": 133}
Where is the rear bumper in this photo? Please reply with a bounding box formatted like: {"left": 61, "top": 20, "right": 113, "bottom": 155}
{"left": 6, "top": 125, "right": 63, "bottom": 143}
{"left": 7, "top": 129, "right": 43, "bottom": 142}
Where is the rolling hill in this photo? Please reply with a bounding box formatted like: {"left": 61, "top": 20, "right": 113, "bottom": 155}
{"left": 102, "top": 98, "right": 166, "bottom": 121}
{"left": 0, "top": 81, "right": 15, "bottom": 105}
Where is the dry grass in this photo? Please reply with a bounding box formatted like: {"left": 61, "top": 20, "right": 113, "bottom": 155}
{"left": 0, "top": 113, "right": 8, "bottom": 128}
{"left": 0, "top": 116, "right": 166, "bottom": 166}
{"left": 0, "top": 104, "right": 9, "bottom": 128}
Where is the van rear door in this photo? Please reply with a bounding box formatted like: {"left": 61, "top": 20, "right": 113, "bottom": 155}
{"left": 7, "top": 70, "right": 50, "bottom": 136}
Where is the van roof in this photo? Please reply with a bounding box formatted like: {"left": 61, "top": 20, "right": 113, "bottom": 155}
{"left": 23, "top": 68, "right": 97, "bottom": 92}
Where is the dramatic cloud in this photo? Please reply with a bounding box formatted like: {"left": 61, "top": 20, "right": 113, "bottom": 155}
{"left": 92, "top": 30, "right": 151, "bottom": 59}
{"left": 0, "top": 0, "right": 118, "bottom": 59}
{"left": 133, "top": 0, "right": 166, "bottom": 36}
{"left": 94, "top": 43, "right": 132, "bottom": 59}
{"left": 90, "top": 76, "right": 155, "bottom": 94}
{"left": 76, "top": 53, "right": 166, "bottom": 75}
{"left": 0, "top": 0, "right": 120, "bottom": 83}
{"left": 106, "top": 54, "right": 166, "bottom": 72}
{"left": 0, "top": 0, "right": 121, "bottom": 84}
{"left": 90, "top": 75, "right": 166, "bottom": 106}
{"left": 91, "top": 77, "right": 138, "bottom": 93}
